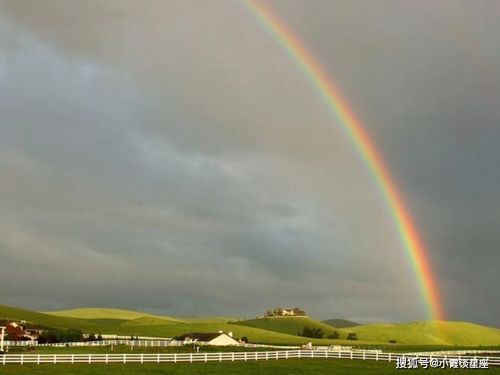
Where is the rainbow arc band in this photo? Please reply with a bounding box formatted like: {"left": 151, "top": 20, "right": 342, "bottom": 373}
{"left": 243, "top": 0, "right": 444, "bottom": 321}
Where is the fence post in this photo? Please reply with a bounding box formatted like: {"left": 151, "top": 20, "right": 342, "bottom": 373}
{"left": 376, "top": 352, "right": 378, "bottom": 361}
{"left": 53, "top": 354, "right": 56, "bottom": 364}
{"left": 232, "top": 352, "right": 234, "bottom": 362}
{"left": 190, "top": 353, "right": 192, "bottom": 363}
{"left": 219, "top": 352, "right": 222, "bottom": 362}
{"left": 174, "top": 353, "right": 177, "bottom": 363}
{"left": 363, "top": 350, "right": 365, "bottom": 360}
{"left": 123, "top": 353, "right": 126, "bottom": 364}
{"left": 141, "top": 353, "right": 144, "bottom": 364}
{"left": 389, "top": 353, "right": 391, "bottom": 362}
{"left": 266, "top": 351, "right": 268, "bottom": 361}
{"left": 244, "top": 352, "right": 247, "bottom": 361}
{"left": 350, "top": 351, "right": 353, "bottom": 360}
{"left": 298, "top": 351, "right": 301, "bottom": 359}
{"left": 205, "top": 353, "right": 207, "bottom": 363}
{"left": 285, "top": 351, "right": 288, "bottom": 359}
{"left": 157, "top": 353, "right": 160, "bottom": 363}
{"left": 88, "top": 354, "right": 91, "bottom": 364}
{"left": 105, "top": 354, "right": 108, "bottom": 364}
{"left": 21, "top": 354, "right": 24, "bottom": 365}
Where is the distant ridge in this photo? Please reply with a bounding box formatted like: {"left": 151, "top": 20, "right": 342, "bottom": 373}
{"left": 45, "top": 307, "right": 184, "bottom": 323}
{"left": 322, "top": 318, "right": 360, "bottom": 328}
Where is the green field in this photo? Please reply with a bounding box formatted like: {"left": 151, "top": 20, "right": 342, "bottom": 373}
{"left": 322, "top": 318, "right": 360, "bottom": 328}
{"left": 2, "top": 359, "right": 499, "bottom": 375}
{"left": 47, "top": 308, "right": 184, "bottom": 323}
{"left": 2, "top": 304, "right": 500, "bottom": 347}
{"left": 234, "top": 316, "right": 500, "bottom": 346}
{"left": 349, "top": 321, "right": 500, "bottom": 346}
{"left": 235, "top": 316, "right": 343, "bottom": 338}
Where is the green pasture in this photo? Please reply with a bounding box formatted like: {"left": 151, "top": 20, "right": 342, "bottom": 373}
{"left": 1, "top": 359, "right": 499, "bottom": 375}
{"left": 349, "top": 321, "right": 500, "bottom": 346}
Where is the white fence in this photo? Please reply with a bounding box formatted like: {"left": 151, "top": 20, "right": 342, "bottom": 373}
{"left": 405, "top": 350, "right": 500, "bottom": 356}
{"left": 1, "top": 350, "right": 499, "bottom": 366}
{"left": 12, "top": 340, "right": 182, "bottom": 348}
{"left": 4, "top": 339, "right": 301, "bottom": 349}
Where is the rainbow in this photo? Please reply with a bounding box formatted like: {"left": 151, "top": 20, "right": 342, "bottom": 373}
{"left": 243, "top": 0, "right": 444, "bottom": 321}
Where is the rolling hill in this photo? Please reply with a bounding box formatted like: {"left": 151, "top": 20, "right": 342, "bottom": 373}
{"left": 234, "top": 316, "right": 345, "bottom": 338}
{"left": 349, "top": 321, "right": 500, "bottom": 346}
{"left": 2, "top": 304, "right": 500, "bottom": 346}
{"left": 0, "top": 304, "right": 106, "bottom": 331}
{"left": 46, "top": 308, "right": 184, "bottom": 323}
{"left": 0, "top": 304, "right": 342, "bottom": 345}
{"left": 322, "top": 318, "right": 360, "bottom": 328}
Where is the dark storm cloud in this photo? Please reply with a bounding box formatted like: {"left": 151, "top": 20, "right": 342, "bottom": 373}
{"left": 0, "top": 0, "right": 498, "bottom": 325}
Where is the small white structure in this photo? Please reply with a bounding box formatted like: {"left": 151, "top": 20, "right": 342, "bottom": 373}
{"left": 176, "top": 332, "right": 239, "bottom": 346}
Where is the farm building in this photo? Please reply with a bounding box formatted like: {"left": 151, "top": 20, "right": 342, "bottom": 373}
{"left": 264, "top": 307, "right": 306, "bottom": 317}
{"left": 3, "top": 322, "right": 27, "bottom": 341}
{"left": 175, "top": 332, "right": 239, "bottom": 346}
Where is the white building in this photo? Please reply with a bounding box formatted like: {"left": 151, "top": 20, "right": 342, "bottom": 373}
{"left": 175, "top": 332, "right": 240, "bottom": 346}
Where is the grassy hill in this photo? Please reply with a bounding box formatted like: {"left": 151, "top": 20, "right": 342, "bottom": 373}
{"left": 122, "top": 317, "right": 184, "bottom": 326}
{"left": 349, "top": 321, "right": 500, "bottom": 346}
{"left": 46, "top": 308, "right": 184, "bottom": 323}
{"left": 234, "top": 317, "right": 345, "bottom": 338}
{"left": 3, "top": 304, "right": 500, "bottom": 347}
{"left": 322, "top": 319, "right": 360, "bottom": 328}
{"left": 0, "top": 305, "right": 106, "bottom": 331}
{"left": 0, "top": 305, "right": 339, "bottom": 345}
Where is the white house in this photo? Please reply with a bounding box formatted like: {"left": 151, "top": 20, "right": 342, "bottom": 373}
{"left": 175, "top": 332, "right": 240, "bottom": 346}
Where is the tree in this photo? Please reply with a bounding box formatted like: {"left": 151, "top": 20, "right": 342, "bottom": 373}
{"left": 327, "top": 331, "right": 339, "bottom": 339}
{"left": 301, "top": 326, "right": 313, "bottom": 337}
{"left": 292, "top": 307, "right": 306, "bottom": 316}
{"left": 313, "top": 328, "right": 324, "bottom": 338}
{"left": 59, "top": 329, "right": 83, "bottom": 342}
{"left": 38, "top": 331, "right": 59, "bottom": 344}
{"left": 347, "top": 332, "right": 358, "bottom": 341}
{"left": 87, "top": 333, "right": 97, "bottom": 342}
{"left": 301, "top": 327, "right": 324, "bottom": 339}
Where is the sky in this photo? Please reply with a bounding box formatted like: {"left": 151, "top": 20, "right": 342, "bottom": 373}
{"left": 1, "top": 0, "right": 499, "bottom": 326}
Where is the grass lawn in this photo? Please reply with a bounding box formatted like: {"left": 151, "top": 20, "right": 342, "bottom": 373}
{"left": 2, "top": 359, "right": 499, "bottom": 375}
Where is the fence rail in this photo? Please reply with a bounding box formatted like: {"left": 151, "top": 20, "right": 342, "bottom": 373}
{"left": 405, "top": 350, "right": 500, "bottom": 356}
{"left": 1, "top": 350, "right": 499, "bottom": 366}
{"left": 3, "top": 340, "right": 302, "bottom": 349}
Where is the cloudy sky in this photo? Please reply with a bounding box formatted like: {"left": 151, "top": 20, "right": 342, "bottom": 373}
{"left": 1, "top": 0, "right": 499, "bottom": 326}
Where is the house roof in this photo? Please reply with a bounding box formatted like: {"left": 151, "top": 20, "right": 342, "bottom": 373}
{"left": 175, "top": 332, "right": 225, "bottom": 341}
{"left": 5, "top": 324, "right": 25, "bottom": 336}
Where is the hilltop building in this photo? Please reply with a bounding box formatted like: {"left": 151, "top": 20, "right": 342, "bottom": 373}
{"left": 262, "top": 307, "right": 306, "bottom": 318}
